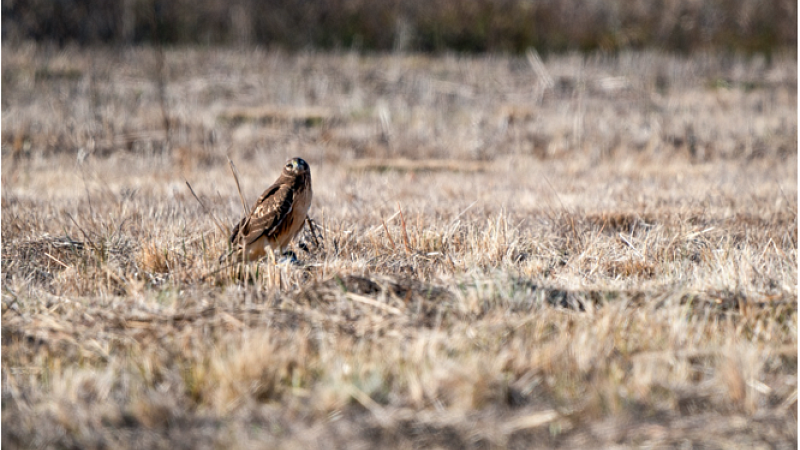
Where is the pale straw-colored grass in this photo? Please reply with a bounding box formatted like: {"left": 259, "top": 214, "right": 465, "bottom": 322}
{"left": 2, "top": 44, "right": 796, "bottom": 449}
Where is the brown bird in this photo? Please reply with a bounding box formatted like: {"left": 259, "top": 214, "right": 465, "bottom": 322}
{"left": 222, "top": 157, "right": 312, "bottom": 263}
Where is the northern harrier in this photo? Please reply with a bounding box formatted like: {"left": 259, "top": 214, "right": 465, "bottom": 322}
{"left": 222, "top": 157, "right": 312, "bottom": 262}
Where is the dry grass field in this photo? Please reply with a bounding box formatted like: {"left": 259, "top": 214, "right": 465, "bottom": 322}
{"left": 2, "top": 44, "right": 797, "bottom": 449}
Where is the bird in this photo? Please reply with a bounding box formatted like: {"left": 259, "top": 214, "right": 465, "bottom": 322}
{"left": 221, "top": 157, "right": 312, "bottom": 263}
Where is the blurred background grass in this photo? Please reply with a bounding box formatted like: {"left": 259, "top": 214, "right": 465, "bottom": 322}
{"left": 3, "top": 0, "right": 796, "bottom": 55}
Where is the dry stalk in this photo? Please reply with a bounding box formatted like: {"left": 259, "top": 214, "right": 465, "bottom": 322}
{"left": 397, "top": 202, "right": 412, "bottom": 254}
{"left": 185, "top": 180, "right": 229, "bottom": 237}
{"left": 382, "top": 216, "right": 397, "bottom": 251}
{"left": 227, "top": 157, "right": 249, "bottom": 217}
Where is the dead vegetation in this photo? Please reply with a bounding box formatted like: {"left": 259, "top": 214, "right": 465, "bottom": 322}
{"left": 4, "top": 0, "right": 796, "bottom": 54}
{"left": 1, "top": 44, "right": 797, "bottom": 449}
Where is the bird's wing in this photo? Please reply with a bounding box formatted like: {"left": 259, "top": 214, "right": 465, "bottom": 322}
{"left": 230, "top": 183, "right": 295, "bottom": 246}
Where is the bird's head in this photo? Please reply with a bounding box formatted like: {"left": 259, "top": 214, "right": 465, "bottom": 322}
{"left": 283, "top": 157, "right": 310, "bottom": 176}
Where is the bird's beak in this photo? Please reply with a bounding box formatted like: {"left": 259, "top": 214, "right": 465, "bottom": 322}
{"left": 291, "top": 160, "right": 299, "bottom": 170}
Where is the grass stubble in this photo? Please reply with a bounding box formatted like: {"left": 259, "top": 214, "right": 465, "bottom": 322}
{"left": 1, "top": 44, "right": 797, "bottom": 449}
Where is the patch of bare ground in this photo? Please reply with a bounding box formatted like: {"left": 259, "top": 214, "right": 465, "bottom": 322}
{"left": 2, "top": 45, "right": 797, "bottom": 449}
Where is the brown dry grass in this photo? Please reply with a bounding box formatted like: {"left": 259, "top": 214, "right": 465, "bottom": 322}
{"left": 2, "top": 44, "right": 797, "bottom": 449}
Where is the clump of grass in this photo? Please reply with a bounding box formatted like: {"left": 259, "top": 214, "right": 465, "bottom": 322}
{"left": 138, "top": 243, "right": 172, "bottom": 274}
